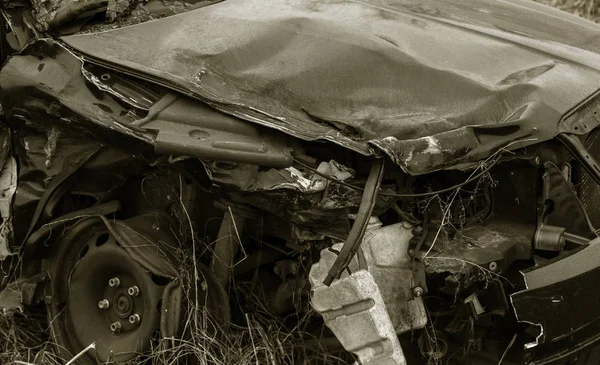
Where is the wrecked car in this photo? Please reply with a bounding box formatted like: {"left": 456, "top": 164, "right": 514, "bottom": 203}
{"left": 1, "top": 0, "right": 600, "bottom": 364}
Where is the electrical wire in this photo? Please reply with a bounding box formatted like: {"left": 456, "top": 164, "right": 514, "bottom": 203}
{"left": 293, "top": 153, "right": 501, "bottom": 199}
{"left": 497, "top": 333, "right": 517, "bottom": 365}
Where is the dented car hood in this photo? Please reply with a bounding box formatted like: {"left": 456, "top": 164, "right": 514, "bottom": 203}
{"left": 59, "top": 0, "right": 600, "bottom": 174}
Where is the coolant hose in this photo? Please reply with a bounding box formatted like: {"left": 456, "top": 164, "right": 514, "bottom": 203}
{"left": 323, "top": 159, "right": 384, "bottom": 286}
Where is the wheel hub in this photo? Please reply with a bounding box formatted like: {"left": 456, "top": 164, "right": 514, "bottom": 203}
{"left": 67, "top": 232, "right": 164, "bottom": 362}
{"left": 113, "top": 293, "right": 133, "bottom": 319}
{"left": 46, "top": 215, "right": 231, "bottom": 364}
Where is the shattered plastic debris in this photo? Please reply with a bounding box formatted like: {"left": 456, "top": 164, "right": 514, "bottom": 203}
{"left": 287, "top": 167, "right": 316, "bottom": 191}
{"left": 310, "top": 265, "right": 408, "bottom": 365}
{"left": 209, "top": 160, "right": 355, "bottom": 193}
{"left": 316, "top": 160, "right": 355, "bottom": 181}
{"left": 276, "top": 160, "right": 354, "bottom": 193}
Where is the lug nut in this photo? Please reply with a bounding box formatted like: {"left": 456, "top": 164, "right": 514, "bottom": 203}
{"left": 127, "top": 286, "right": 140, "bottom": 296}
{"left": 110, "top": 322, "right": 122, "bottom": 333}
{"left": 109, "top": 277, "right": 121, "bottom": 287}
{"left": 98, "top": 299, "right": 110, "bottom": 309}
{"left": 129, "top": 314, "right": 141, "bottom": 325}
{"left": 412, "top": 286, "right": 424, "bottom": 298}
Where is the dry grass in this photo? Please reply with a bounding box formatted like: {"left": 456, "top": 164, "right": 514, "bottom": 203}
{"left": 536, "top": 0, "right": 600, "bottom": 22}
{"left": 0, "top": 242, "right": 348, "bottom": 365}
{"left": 0, "top": 277, "right": 347, "bottom": 365}
{"left": 132, "top": 282, "right": 349, "bottom": 365}
{"left": 124, "top": 252, "right": 350, "bottom": 365}
{"left": 0, "top": 307, "right": 62, "bottom": 365}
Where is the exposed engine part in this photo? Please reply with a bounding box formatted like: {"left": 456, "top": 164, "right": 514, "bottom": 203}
{"left": 424, "top": 182, "right": 493, "bottom": 228}
{"left": 422, "top": 221, "right": 534, "bottom": 275}
{"left": 309, "top": 217, "right": 428, "bottom": 364}
{"left": 360, "top": 217, "right": 427, "bottom": 333}
{"left": 534, "top": 223, "right": 566, "bottom": 252}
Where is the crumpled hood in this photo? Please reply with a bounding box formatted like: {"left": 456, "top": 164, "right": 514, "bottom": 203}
{"left": 61, "top": 0, "right": 600, "bottom": 174}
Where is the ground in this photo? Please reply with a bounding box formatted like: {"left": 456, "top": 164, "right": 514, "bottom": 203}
{"left": 536, "top": 0, "right": 600, "bottom": 22}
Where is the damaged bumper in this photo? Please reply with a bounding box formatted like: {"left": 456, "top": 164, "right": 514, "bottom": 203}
{"left": 511, "top": 238, "right": 600, "bottom": 364}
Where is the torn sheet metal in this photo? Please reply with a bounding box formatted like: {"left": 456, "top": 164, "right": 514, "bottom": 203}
{"left": 222, "top": 161, "right": 360, "bottom": 239}
{"left": 137, "top": 95, "right": 293, "bottom": 168}
{"left": 511, "top": 237, "right": 600, "bottom": 350}
{"left": 207, "top": 160, "right": 354, "bottom": 193}
{"left": 0, "top": 273, "right": 43, "bottom": 314}
{"left": 81, "top": 65, "right": 161, "bottom": 111}
{"left": 1, "top": 39, "right": 296, "bottom": 172}
{"left": 60, "top": 0, "right": 600, "bottom": 174}
{"left": 0, "top": 39, "right": 154, "bottom": 146}
{"left": 8, "top": 112, "right": 145, "bottom": 248}
{"left": 10, "top": 119, "right": 103, "bottom": 245}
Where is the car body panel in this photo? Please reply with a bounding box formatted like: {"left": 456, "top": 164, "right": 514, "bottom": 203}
{"left": 60, "top": 0, "right": 600, "bottom": 174}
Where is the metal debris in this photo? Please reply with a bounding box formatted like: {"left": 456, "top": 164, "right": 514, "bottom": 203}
{"left": 0, "top": 155, "right": 16, "bottom": 261}
{"left": 0, "top": 274, "right": 43, "bottom": 315}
